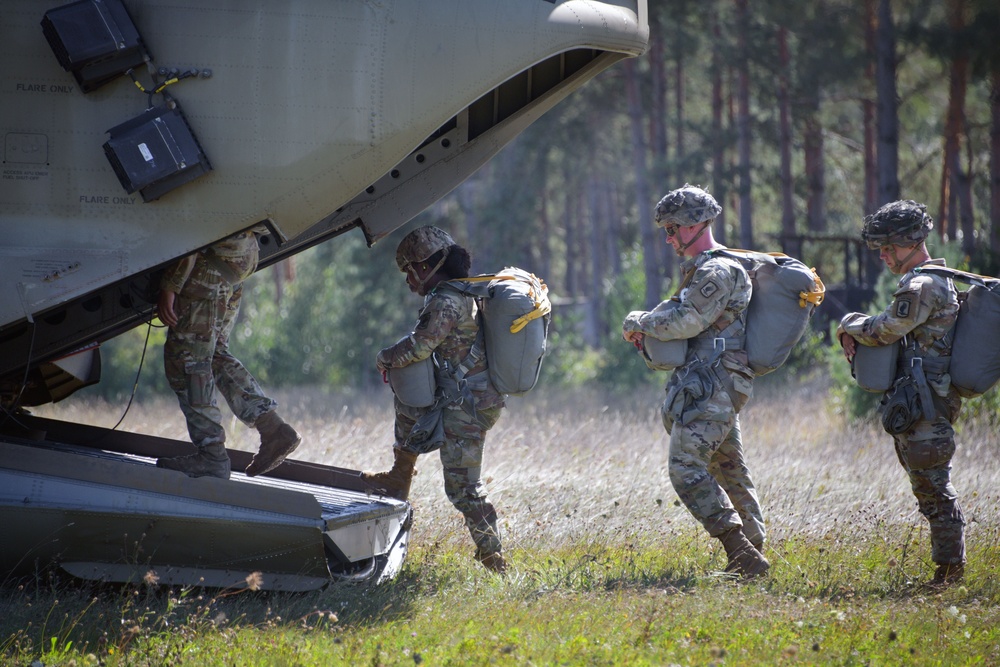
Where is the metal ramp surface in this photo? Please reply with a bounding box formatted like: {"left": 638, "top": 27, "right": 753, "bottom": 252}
{"left": 0, "top": 415, "right": 410, "bottom": 591}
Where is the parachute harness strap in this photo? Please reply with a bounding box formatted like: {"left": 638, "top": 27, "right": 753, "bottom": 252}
{"left": 914, "top": 265, "right": 999, "bottom": 289}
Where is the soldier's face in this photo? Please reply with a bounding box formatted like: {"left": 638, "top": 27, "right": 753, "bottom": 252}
{"left": 665, "top": 223, "right": 702, "bottom": 257}
{"left": 663, "top": 224, "right": 682, "bottom": 254}
{"left": 405, "top": 262, "right": 436, "bottom": 295}
{"left": 879, "top": 244, "right": 910, "bottom": 274}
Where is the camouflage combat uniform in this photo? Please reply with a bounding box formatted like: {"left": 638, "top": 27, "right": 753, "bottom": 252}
{"left": 377, "top": 285, "right": 506, "bottom": 556}
{"left": 838, "top": 258, "right": 965, "bottom": 568}
{"left": 623, "top": 249, "right": 764, "bottom": 547}
{"left": 162, "top": 230, "right": 278, "bottom": 448}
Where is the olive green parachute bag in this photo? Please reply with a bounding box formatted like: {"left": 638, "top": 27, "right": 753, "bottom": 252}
{"left": 913, "top": 265, "right": 1000, "bottom": 398}
{"left": 442, "top": 267, "right": 552, "bottom": 396}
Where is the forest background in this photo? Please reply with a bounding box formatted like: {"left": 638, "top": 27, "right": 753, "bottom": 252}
{"left": 93, "top": 0, "right": 1000, "bottom": 419}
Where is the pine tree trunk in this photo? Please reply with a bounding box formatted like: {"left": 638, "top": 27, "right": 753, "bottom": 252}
{"left": 875, "top": 0, "right": 900, "bottom": 204}
{"left": 957, "top": 141, "right": 975, "bottom": 256}
{"left": 938, "top": 0, "right": 971, "bottom": 245}
{"left": 777, "top": 26, "right": 797, "bottom": 256}
{"left": 649, "top": 11, "right": 668, "bottom": 182}
{"left": 863, "top": 0, "right": 878, "bottom": 217}
{"left": 538, "top": 158, "right": 552, "bottom": 285}
{"left": 712, "top": 9, "right": 728, "bottom": 247}
{"left": 649, "top": 13, "right": 670, "bottom": 275}
{"left": 735, "top": 0, "right": 754, "bottom": 250}
{"left": 861, "top": 0, "right": 883, "bottom": 286}
{"left": 585, "top": 178, "right": 606, "bottom": 348}
{"left": 562, "top": 163, "right": 579, "bottom": 298}
{"left": 991, "top": 71, "right": 1000, "bottom": 255}
{"left": 803, "top": 100, "right": 826, "bottom": 233}
{"left": 624, "top": 58, "right": 661, "bottom": 309}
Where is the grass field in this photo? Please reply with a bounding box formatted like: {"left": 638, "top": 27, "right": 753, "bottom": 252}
{"left": 3, "top": 380, "right": 1000, "bottom": 665}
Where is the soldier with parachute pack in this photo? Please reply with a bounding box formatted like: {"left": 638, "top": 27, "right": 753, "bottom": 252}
{"left": 624, "top": 184, "right": 809, "bottom": 580}
{"left": 838, "top": 199, "right": 968, "bottom": 588}
{"left": 364, "top": 225, "right": 550, "bottom": 574}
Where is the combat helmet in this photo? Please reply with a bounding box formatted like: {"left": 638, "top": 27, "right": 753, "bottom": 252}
{"left": 654, "top": 184, "right": 722, "bottom": 228}
{"left": 395, "top": 225, "right": 455, "bottom": 272}
{"left": 861, "top": 200, "right": 933, "bottom": 249}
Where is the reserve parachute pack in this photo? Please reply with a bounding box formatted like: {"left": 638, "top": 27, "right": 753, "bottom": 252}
{"left": 912, "top": 265, "right": 1000, "bottom": 398}
{"left": 443, "top": 267, "right": 551, "bottom": 395}
{"left": 708, "top": 248, "right": 826, "bottom": 376}
{"left": 639, "top": 299, "right": 688, "bottom": 371}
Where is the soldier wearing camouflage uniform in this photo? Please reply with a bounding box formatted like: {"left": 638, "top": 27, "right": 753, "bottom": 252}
{"left": 365, "top": 225, "right": 508, "bottom": 573}
{"left": 837, "top": 200, "right": 965, "bottom": 587}
{"left": 622, "top": 185, "right": 769, "bottom": 579}
{"left": 157, "top": 228, "right": 301, "bottom": 480}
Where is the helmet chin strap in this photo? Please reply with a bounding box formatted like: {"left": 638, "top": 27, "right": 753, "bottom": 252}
{"left": 677, "top": 222, "right": 709, "bottom": 253}
{"left": 892, "top": 243, "right": 922, "bottom": 272}
{"left": 413, "top": 248, "right": 450, "bottom": 291}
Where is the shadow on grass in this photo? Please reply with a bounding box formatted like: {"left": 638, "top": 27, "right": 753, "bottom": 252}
{"left": 0, "top": 553, "right": 443, "bottom": 660}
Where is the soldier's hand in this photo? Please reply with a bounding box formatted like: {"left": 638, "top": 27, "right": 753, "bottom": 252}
{"left": 623, "top": 329, "right": 644, "bottom": 345}
{"left": 157, "top": 290, "right": 178, "bottom": 328}
{"left": 839, "top": 333, "right": 857, "bottom": 363}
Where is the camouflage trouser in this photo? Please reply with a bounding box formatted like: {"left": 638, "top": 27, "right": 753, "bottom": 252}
{"left": 888, "top": 395, "right": 965, "bottom": 566}
{"left": 395, "top": 401, "right": 504, "bottom": 554}
{"left": 164, "top": 272, "right": 277, "bottom": 448}
{"left": 662, "top": 374, "right": 765, "bottom": 545}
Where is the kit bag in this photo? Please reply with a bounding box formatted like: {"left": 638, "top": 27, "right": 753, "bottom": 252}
{"left": 638, "top": 298, "right": 688, "bottom": 371}
{"left": 851, "top": 341, "right": 900, "bottom": 393}
{"left": 710, "top": 249, "right": 826, "bottom": 376}
{"left": 914, "top": 265, "right": 1000, "bottom": 398}
{"left": 387, "top": 355, "right": 436, "bottom": 408}
{"left": 443, "top": 267, "right": 551, "bottom": 395}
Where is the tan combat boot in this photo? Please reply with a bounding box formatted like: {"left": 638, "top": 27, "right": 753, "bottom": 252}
{"left": 719, "top": 527, "right": 770, "bottom": 579}
{"left": 362, "top": 448, "right": 418, "bottom": 500}
{"left": 475, "top": 549, "right": 508, "bottom": 574}
{"left": 246, "top": 410, "right": 301, "bottom": 477}
{"left": 157, "top": 442, "right": 231, "bottom": 480}
{"left": 926, "top": 562, "right": 965, "bottom": 590}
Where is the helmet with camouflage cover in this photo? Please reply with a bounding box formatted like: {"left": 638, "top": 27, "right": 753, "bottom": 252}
{"left": 653, "top": 184, "right": 722, "bottom": 228}
{"left": 861, "top": 200, "right": 933, "bottom": 249}
{"left": 395, "top": 225, "right": 455, "bottom": 272}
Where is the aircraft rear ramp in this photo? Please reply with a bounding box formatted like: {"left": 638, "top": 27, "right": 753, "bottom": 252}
{"left": 1, "top": 414, "right": 410, "bottom": 591}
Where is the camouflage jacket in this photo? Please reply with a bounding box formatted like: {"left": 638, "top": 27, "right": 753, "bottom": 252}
{"left": 624, "top": 249, "right": 754, "bottom": 381}
{"left": 378, "top": 285, "right": 502, "bottom": 408}
{"left": 838, "top": 258, "right": 958, "bottom": 358}
{"left": 160, "top": 230, "right": 259, "bottom": 297}
{"left": 624, "top": 249, "right": 752, "bottom": 343}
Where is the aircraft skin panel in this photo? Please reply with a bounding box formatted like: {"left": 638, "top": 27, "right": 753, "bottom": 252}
{"left": 0, "top": 0, "right": 646, "bottom": 587}
{"left": 0, "top": 439, "right": 411, "bottom": 588}
{"left": 2, "top": 503, "right": 332, "bottom": 580}
{"left": 0, "top": 0, "right": 647, "bottom": 330}
{"left": 3, "top": 440, "right": 326, "bottom": 519}
{"left": 59, "top": 562, "right": 334, "bottom": 592}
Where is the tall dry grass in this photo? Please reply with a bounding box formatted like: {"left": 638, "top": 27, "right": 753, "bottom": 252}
{"left": 36, "top": 378, "right": 1000, "bottom": 575}
{"left": 15, "top": 381, "right": 1000, "bottom": 665}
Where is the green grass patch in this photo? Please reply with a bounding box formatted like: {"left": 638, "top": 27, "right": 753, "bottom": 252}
{"left": 3, "top": 531, "right": 999, "bottom": 666}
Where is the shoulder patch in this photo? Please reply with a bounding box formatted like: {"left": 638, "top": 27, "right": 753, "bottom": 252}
{"left": 894, "top": 296, "right": 913, "bottom": 319}
{"left": 699, "top": 280, "right": 720, "bottom": 299}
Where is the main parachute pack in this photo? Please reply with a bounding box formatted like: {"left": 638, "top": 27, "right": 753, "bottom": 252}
{"left": 389, "top": 267, "right": 551, "bottom": 405}
{"left": 445, "top": 267, "right": 551, "bottom": 395}
{"left": 642, "top": 249, "right": 825, "bottom": 376}
{"left": 711, "top": 249, "right": 825, "bottom": 375}
{"left": 911, "top": 266, "right": 1000, "bottom": 398}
